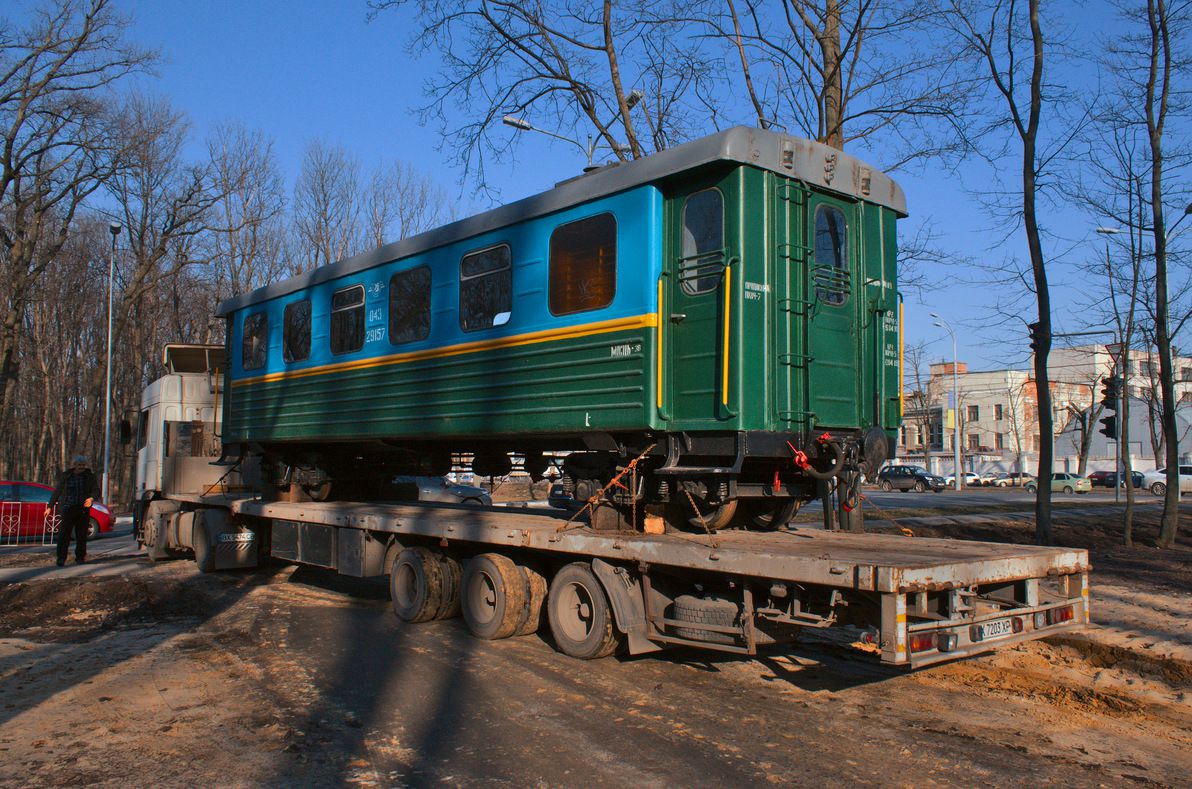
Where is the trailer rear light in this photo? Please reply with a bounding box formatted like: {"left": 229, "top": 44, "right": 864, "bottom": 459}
{"left": 1048, "top": 605, "right": 1074, "bottom": 625}
{"left": 909, "top": 633, "right": 937, "bottom": 653}
{"left": 1011, "top": 616, "right": 1024, "bottom": 634}
{"left": 936, "top": 632, "right": 958, "bottom": 652}
{"left": 1033, "top": 611, "right": 1047, "bottom": 629}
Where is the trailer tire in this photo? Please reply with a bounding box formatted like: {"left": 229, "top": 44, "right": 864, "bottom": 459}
{"left": 513, "top": 565, "right": 548, "bottom": 637}
{"left": 390, "top": 548, "right": 445, "bottom": 624}
{"left": 461, "top": 553, "right": 526, "bottom": 639}
{"left": 434, "top": 553, "right": 462, "bottom": 620}
{"left": 547, "top": 563, "right": 619, "bottom": 659}
{"left": 670, "top": 595, "right": 740, "bottom": 645}
{"left": 193, "top": 521, "right": 215, "bottom": 573}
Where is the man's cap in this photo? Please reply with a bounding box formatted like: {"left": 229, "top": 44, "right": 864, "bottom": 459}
{"left": 71, "top": 454, "right": 87, "bottom": 465}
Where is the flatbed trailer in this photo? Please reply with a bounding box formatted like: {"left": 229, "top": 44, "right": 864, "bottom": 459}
{"left": 146, "top": 492, "right": 1090, "bottom": 669}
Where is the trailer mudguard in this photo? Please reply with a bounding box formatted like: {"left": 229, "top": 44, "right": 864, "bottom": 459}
{"left": 591, "top": 559, "right": 661, "bottom": 655}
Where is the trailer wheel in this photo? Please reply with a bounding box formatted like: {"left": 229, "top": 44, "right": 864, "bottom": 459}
{"left": 670, "top": 595, "right": 739, "bottom": 645}
{"left": 390, "top": 548, "right": 445, "bottom": 623}
{"left": 461, "top": 553, "right": 526, "bottom": 639}
{"left": 513, "top": 565, "right": 548, "bottom": 637}
{"left": 434, "top": 553, "right": 462, "bottom": 620}
{"left": 547, "top": 563, "right": 619, "bottom": 659}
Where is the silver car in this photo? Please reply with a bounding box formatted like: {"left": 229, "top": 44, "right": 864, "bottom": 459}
{"left": 390, "top": 476, "right": 492, "bottom": 506}
{"left": 1141, "top": 466, "right": 1192, "bottom": 496}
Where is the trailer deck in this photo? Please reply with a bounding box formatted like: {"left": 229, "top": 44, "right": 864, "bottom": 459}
{"left": 225, "top": 497, "right": 1090, "bottom": 667}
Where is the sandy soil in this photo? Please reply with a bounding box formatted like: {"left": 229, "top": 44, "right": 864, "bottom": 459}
{"left": 0, "top": 511, "right": 1188, "bottom": 787}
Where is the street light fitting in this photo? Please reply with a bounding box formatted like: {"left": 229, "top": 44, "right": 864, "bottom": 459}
{"left": 625, "top": 89, "right": 643, "bottom": 110}
{"left": 1095, "top": 227, "right": 1121, "bottom": 235}
{"left": 501, "top": 114, "right": 533, "bottom": 131}
{"left": 109, "top": 222, "right": 121, "bottom": 237}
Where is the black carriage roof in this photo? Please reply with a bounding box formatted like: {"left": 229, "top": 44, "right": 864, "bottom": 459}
{"left": 217, "top": 126, "right": 907, "bottom": 316}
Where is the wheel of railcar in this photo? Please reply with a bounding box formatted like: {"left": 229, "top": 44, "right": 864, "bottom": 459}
{"left": 390, "top": 547, "right": 445, "bottom": 623}
{"left": 514, "top": 565, "right": 548, "bottom": 637}
{"left": 546, "top": 563, "right": 620, "bottom": 659}
{"left": 461, "top": 553, "right": 527, "bottom": 640}
{"left": 736, "top": 500, "right": 799, "bottom": 531}
{"left": 666, "top": 496, "right": 738, "bottom": 532}
{"left": 303, "top": 481, "right": 332, "bottom": 502}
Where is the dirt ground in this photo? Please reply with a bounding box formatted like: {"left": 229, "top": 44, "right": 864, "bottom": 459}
{"left": 0, "top": 510, "right": 1188, "bottom": 787}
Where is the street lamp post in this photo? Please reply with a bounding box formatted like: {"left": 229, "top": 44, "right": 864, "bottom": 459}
{"left": 930, "top": 313, "right": 963, "bottom": 491}
{"left": 502, "top": 92, "right": 641, "bottom": 170}
{"left": 102, "top": 221, "right": 121, "bottom": 506}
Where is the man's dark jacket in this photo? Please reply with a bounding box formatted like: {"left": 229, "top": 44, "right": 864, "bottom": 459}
{"left": 48, "top": 468, "right": 100, "bottom": 509}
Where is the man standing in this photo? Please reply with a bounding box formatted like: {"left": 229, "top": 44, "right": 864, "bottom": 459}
{"left": 45, "top": 454, "right": 100, "bottom": 566}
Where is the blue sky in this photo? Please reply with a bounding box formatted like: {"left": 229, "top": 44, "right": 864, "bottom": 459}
{"left": 25, "top": 1, "right": 1183, "bottom": 374}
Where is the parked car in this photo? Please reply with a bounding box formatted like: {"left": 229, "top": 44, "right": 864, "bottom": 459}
{"left": 1025, "top": 473, "right": 1091, "bottom": 494}
{"left": 547, "top": 483, "right": 583, "bottom": 511}
{"left": 943, "top": 471, "right": 982, "bottom": 487}
{"left": 1086, "top": 470, "right": 1144, "bottom": 489}
{"left": 990, "top": 472, "right": 1036, "bottom": 488}
{"left": 876, "top": 466, "right": 947, "bottom": 493}
{"left": 388, "top": 476, "right": 492, "bottom": 506}
{"left": 0, "top": 480, "right": 113, "bottom": 540}
{"left": 1140, "top": 466, "right": 1192, "bottom": 496}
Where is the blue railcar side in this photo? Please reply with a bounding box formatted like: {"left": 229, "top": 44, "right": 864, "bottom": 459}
{"left": 228, "top": 186, "right": 663, "bottom": 382}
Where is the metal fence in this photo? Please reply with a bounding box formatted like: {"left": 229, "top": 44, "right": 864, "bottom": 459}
{"left": 0, "top": 502, "right": 61, "bottom": 547}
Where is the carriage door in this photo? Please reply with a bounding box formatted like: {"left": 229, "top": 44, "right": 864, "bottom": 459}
{"left": 666, "top": 181, "right": 734, "bottom": 425}
{"left": 805, "top": 195, "right": 860, "bottom": 429}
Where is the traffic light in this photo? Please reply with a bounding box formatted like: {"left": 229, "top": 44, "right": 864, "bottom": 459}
{"left": 1100, "top": 375, "right": 1122, "bottom": 410}
{"left": 1099, "top": 414, "right": 1118, "bottom": 439}
{"left": 1028, "top": 322, "right": 1041, "bottom": 352}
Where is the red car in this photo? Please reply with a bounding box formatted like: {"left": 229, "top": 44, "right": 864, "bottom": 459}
{"left": 0, "top": 480, "right": 113, "bottom": 542}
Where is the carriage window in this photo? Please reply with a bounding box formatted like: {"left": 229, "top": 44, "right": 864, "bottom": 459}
{"left": 549, "top": 213, "right": 616, "bottom": 315}
{"left": 330, "top": 285, "right": 365, "bottom": 355}
{"left": 283, "top": 299, "right": 311, "bottom": 363}
{"left": 389, "top": 266, "right": 431, "bottom": 345}
{"left": 814, "top": 205, "right": 849, "bottom": 306}
{"left": 241, "top": 313, "right": 268, "bottom": 370}
{"left": 460, "top": 245, "right": 512, "bottom": 332}
{"left": 680, "top": 188, "right": 724, "bottom": 296}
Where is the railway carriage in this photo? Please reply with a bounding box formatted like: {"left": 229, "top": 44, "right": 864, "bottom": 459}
{"left": 217, "top": 127, "right": 906, "bottom": 531}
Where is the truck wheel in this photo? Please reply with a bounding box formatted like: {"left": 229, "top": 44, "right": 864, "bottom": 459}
{"left": 547, "top": 563, "right": 619, "bottom": 659}
{"left": 670, "top": 595, "right": 739, "bottom": 645}
{"left": 461, "top": 553, "right": 526, "bottom": 639}
{"left": 143, "top": 500, "right": 180, "bottom": 562}
{"left": 435, "top": 553, "right": 462, "bottom": 620}
{"left": 513, "top": 565, "right": 548, "bottom": 637}
{"left": 390, "top": 548, "right": 445, "bottom": 623}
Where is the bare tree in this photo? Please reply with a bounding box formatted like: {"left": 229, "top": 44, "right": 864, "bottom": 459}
{"left": 705, "top": 0, "right": 974, "bottom": 167}
{"left": 369, "top": 0, "right": 719, "bottom": 186}
{"left": 937, "top": 0, "right": 1073, "bottom": 545}
{"left": 202, "top": 122, "right": 288, "bottom": 299}
{"left": 0, "top": 0, "right": 151, "bottom": 463}
{"left": 363, "top": 160, "right": 451, "bottom": 248}
{"left": 292, "top": 140, "right": 363, "bottom": 270}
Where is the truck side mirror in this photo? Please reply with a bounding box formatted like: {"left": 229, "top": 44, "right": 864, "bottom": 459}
{"left": 119, "top": 418, "right": 133, "bottom": 446}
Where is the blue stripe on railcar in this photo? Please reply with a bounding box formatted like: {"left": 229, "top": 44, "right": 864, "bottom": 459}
{"left": 228, "top": 185, "right": 663, "bottom": 382}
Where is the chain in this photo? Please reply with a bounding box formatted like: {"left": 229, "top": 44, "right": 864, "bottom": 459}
{"left": 559, "top": 443, "right": 657, "bottom": 532}
{"left": 682, "top": 488, "right": 720, "bottom": 548}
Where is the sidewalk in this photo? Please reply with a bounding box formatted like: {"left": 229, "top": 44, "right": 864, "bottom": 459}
{"left": 0, "top": 519, "right": 146, "bottom": 585}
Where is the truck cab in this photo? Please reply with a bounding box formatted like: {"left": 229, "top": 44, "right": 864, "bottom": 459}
{"left": 133, "top": 344, "right": 258, "bottom": 532}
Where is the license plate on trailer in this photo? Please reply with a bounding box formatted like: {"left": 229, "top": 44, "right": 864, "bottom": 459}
{"left": 975, "top": 618, "right": 1013, "bottom": 641}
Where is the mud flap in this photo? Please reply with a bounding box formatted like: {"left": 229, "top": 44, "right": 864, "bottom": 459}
{"left": 591, "top": 559, "right": 661, "bottom": 655}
